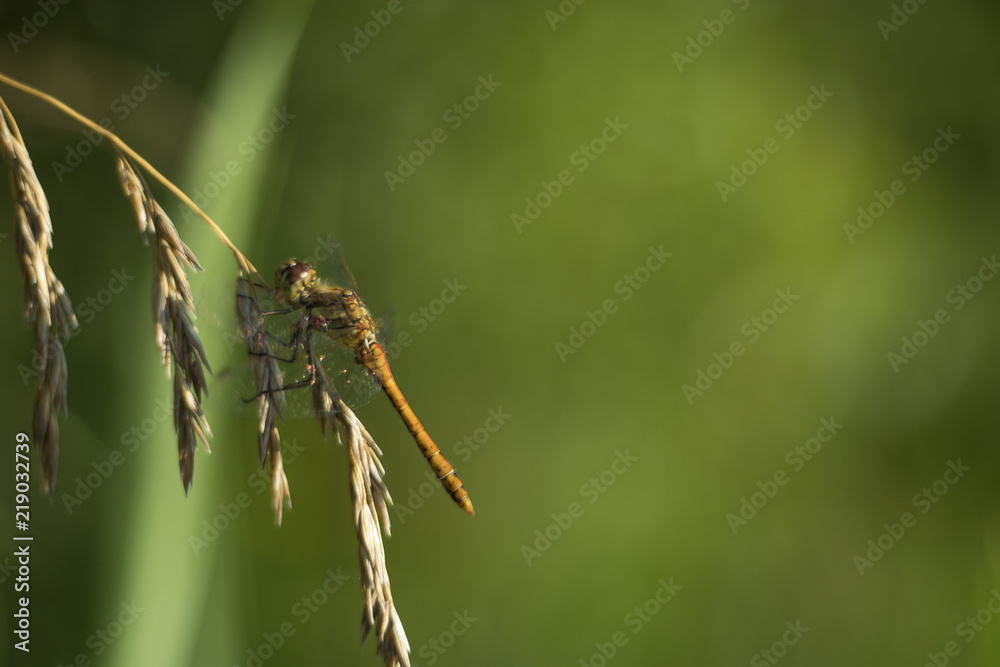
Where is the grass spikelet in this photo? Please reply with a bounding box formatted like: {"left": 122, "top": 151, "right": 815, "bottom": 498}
{"left": 0, "top": 95, "right": 76, "bottom": 494}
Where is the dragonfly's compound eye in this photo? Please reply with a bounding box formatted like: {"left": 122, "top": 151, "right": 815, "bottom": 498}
{"left": 275, "top": 259, "right": 317, "bottom": 304}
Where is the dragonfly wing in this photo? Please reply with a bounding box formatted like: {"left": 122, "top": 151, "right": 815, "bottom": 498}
{"left": 212, "top": 300, "right": 380, "bottom": 418}
{"left": 305, "top": 325, "right": 382, "bottom": 410}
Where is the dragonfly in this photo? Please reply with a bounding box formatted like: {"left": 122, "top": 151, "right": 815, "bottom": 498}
{"left": 246, "top": 258, "right": 474, "bottom": 515}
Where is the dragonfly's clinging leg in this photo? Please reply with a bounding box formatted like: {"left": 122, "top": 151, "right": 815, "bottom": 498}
{"left": 242, "top": 318, "right": 342, "bottom": 406}
{"left": 244, "top": 374, "right": 317, "bottom": 403}
{"left": 246, "top": 313, "right": 311, "bottom": 364}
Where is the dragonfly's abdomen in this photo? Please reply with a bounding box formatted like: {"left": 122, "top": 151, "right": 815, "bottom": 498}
{"left": 366, "top": 342, "right": 475, "bottom": 515}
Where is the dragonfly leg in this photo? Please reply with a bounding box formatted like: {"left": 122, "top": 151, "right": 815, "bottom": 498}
{"left": 244, "top": 374, "right": 317, "bottom": 403}
{"left": 242, "top": 330, "right": 319, "bottom": 403}
{"left": 246, "top": 314, "right": 310, "bottom": 364}
{"left": 241, "top": 315, "right": 320, "bottom": 402}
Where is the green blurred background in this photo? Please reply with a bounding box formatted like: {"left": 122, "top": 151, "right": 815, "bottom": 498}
{"left": 1, "top": 1, "right": 999, "bottom": 665}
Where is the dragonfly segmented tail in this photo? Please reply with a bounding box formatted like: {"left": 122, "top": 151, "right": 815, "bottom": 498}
{"left": 360, "top": 339, "right": 474, "bottom": 514}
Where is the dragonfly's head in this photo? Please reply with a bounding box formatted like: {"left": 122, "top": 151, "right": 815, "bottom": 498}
{"left": 274, "top": 259, "right": 317, "bottom": 306}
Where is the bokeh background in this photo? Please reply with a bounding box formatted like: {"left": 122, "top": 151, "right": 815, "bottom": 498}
{"left": 1, "top": 1, "right": 999, "bottom": 665}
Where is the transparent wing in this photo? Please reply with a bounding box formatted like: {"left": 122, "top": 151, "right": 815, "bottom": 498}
{"left": 298, "top": 319, "right": 383, "bottom": 411}
{"left": 212, "top": 286, "right": 381, "bottom": 417}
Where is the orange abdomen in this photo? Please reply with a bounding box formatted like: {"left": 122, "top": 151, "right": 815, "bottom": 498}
{"left": 365, "top": 342, "right": 474, "bottom": 515}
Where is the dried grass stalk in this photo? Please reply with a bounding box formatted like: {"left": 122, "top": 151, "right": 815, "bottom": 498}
{"left": 1, "top": 73, "right": 268, "bottom": 498}
{"left": 309, "top": 343, "right": 340, "bottom": 442}
{"left": 236, "top": 276, "right": 291, "bottom": 523}
{"left": 337, "top": 398, "right": 410, "bottom": 667}
{"left": 32, "top": 331, "right": 68, "bottom": 494}
{"left": 116, "top": 151, "right": 211, "bottom": 493}
{"left": 268, "top": 436, "right": 291, "bottom": 524}
{"left": 259, "top": 269, "right": 409, "bottom": 665}
{"left": 0, "top": 73, "right": 263, "bottom": 283}
{"left": 1, "top": 95, "right": 77, "bottom": 495}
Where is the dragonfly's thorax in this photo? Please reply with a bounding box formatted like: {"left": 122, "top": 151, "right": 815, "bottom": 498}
{"left": 302, "top": 288, "right": 381, "bottom": 365}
